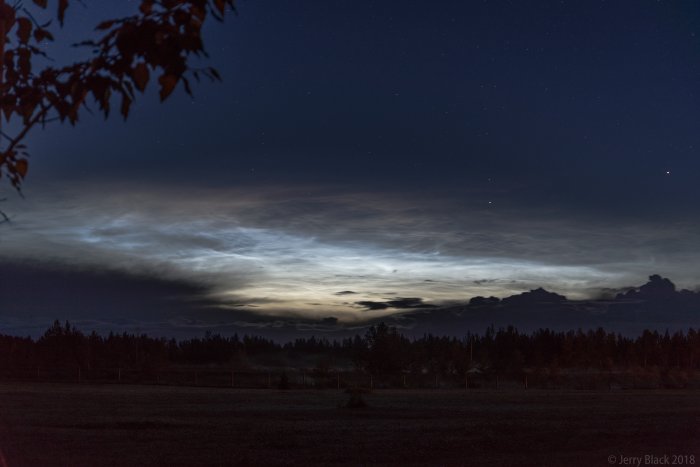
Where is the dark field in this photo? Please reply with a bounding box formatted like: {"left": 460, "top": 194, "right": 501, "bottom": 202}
{"left": 0, "top": 383, "right": 698, "bottom": 466}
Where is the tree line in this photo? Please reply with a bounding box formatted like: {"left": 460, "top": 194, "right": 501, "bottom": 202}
{"left": 0, "top": 321, "right": 699, "bottom": 376}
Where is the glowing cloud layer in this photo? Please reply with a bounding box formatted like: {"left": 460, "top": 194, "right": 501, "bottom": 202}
{"left": 1, "top": 183, "right": 698, "bottom": 321}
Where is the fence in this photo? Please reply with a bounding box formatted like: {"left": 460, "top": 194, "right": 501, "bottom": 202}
{"left": 0, "top": 366, "right": 698, "bottom": 390}
{"left": 0, "top": 366, "right": 520, "bottom": 389}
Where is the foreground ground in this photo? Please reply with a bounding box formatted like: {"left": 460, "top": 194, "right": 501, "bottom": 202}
{"left": 0, "top": 383, "right": 697, "bottom": 466}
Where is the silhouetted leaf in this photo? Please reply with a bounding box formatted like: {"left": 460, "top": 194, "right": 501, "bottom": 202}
{"left": 14, "top": 159, "right": 28, "bottom": 178}
{"left": 120, "top": 94, "right": 132, "bottom": 120}
{"left": 132, "top": 63, "right": 149, "bottom": 92}
{"left": 95, "top": 20, "right": 115, "bottom": 31}
{"left": 16, "top": 18, "right": 32, "bottom": 44}
{"left": 18, "top": 48, "right": 31, "bottom": 76}
{"left": 2, "top": 105, "right": 13, "bottom": 122}
{"left": 214, "top": 0, "right": 226, "bottom": 15}
{"left": 33, "top": 0, "right": 48, "bottom": 8}
{"left": 34, "top": 28, "right": 54, "bottom": 42}
{"left": 158, "top": 74, "right": 179, "bottom": 101}
{"left": 140, "top": 1, "right": 154, "bottom": 15}
{"left": 182, "top": 76, "right": 192, "bottom": 96}
{"left": 0, "top": 3, "right": 16, "bottom": 31}
{"left": 58, "top": 0, "right": 68, "bottom": 26}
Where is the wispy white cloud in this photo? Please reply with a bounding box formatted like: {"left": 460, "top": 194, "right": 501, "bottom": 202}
{"left": 1, "top": 182, "right": 698, "bottom": 321}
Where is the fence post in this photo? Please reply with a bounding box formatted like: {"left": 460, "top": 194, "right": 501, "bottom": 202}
{"left": 496, "top": 375, "right": 499, "bottom": 390}
{"left": 231, "top": 370, "right": 235, "bottom": 388}
{"left": 337, "top": 373, "right": 340, "bottom": 390}
{"left": 36, "top": 367, "right": 40, "bottom": 380}
{"left": 194, "top": 370, "right": 198, "bottom": 386}
{"left": 403, "top": 374, "right": 407, "bottom": 388}
{"left": 465, "top": 375, "right": 468, "bottom": 391}
{"left": 302, "top": 371, "right": 306, "bottom": 387}
{"left": 267, "top": 372, "right": 271, "bottom": 389}
{"left": 78, "top": 367, "right": 81, "bottom": 383}
{"left": 118, "top": 367, "right": 121, "bottom": 383}
{"left": 524, "top": 375, "right": 528, "bottom": 390}
{"left": 370, "top": 375, "right": 373, "bottom": 390}
{"left": 435, "top": 374, "right": 438, "bottom": 389}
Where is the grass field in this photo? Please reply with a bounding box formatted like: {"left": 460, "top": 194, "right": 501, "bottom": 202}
{"left": 0, "top": 383, "right": 698, "bottom": 466}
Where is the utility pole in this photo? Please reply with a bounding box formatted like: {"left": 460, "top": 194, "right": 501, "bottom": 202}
{"left": 0, "top": 1, "right": 8, "bottom": 145}
{"left": 470, "top": 338, "right": 473, "bottom": 365}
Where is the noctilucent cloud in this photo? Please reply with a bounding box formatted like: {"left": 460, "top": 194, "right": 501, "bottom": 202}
{"left": 1, "top": 1, "right": 699, "bottom": 334}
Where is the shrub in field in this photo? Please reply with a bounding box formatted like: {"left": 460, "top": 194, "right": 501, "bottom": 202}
{"left": 278, "top": 373, "right": 290, "bottom": 390}
{"left": 342, "top": 387, "right": 368, "bottom": 409}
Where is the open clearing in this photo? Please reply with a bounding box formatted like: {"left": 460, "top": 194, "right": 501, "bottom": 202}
{"left": 0, "top": 383, "right": 697, "bottom": 466}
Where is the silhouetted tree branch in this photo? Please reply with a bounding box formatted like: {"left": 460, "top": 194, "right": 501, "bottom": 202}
{"left": 0, "top": 0, "right": 235, "bottom": 190}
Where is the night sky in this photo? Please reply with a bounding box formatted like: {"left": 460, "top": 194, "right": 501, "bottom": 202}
{"left": 1, "top": 0, "right": 699, "bottom": 337}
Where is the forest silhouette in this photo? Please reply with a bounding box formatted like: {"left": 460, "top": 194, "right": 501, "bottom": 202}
{"left": 0, "top": 319, "right": 697, "bottom": 387}
{"left": 1, "top": 274, "right": 698, "bottom": 389}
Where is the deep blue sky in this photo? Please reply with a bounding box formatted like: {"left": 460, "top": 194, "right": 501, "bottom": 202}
{"left": 26, "top": 0, "right": 700, "bottom": 212}
{"left": 2, "top": 0, "right": 700, "bottom": 337}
